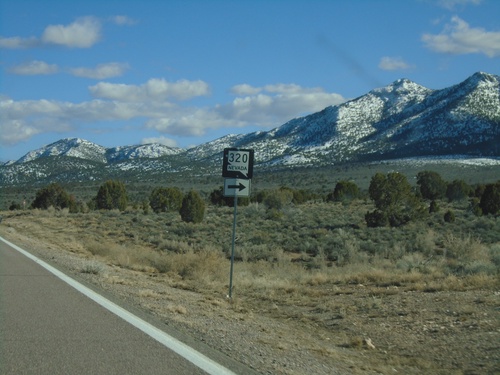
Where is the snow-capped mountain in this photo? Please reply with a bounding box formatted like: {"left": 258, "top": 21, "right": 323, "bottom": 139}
{"left": 15, "top": 138, "right": 185, "bottom": 165}
{"left": 2, "top": 72, "right": 499, "bottom": 186}
{"left": 188, "top": 71, "right": 499, "bottom": 166}
{"left": 17, "top": 138, "right": 108, "bottom": 164}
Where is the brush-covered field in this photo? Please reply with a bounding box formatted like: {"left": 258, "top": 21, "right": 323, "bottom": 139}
{"left": 1, "top": 162, "right": 499, "bottom": 374}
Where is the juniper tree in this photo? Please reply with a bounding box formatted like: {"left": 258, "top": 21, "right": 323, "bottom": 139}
{"left": 417, "top": 171, "right": 447, "bottom": 201}
{"left": 366, "top": 172, "right": 423, "bottom": 227}
{"left": 95, "top": 180, "right": 128, "bottom": 211}
{"left": 479, "top": 181, "right": 500, "bottom": 215}
{"left": 179, "top": 190, "right": 205, "bottom": 223}
{"left": 149, "top": 187, "right": 183, "bottom": 213}
{"left": 32, "top": 183, "right": 76, "bottom": 211}
{"left": 327, "top": 180, "right": 360, "bottom": 202}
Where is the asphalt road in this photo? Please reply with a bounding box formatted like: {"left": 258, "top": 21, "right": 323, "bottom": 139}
{"left": 0, "top": 237, "right": 245, "bottom": 375}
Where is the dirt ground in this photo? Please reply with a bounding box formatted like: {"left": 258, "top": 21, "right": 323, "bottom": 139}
{"left": 1, "top": 214, "right": 499, "bottom": 375}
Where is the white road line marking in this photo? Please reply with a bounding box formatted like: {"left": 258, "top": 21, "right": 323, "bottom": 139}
{"left": 0, "top": 236, "right": 237, "bottom": 375}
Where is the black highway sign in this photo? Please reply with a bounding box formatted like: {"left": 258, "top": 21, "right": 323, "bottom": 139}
{"left": 222, "top": 148, "right": 254, "bottom": 179}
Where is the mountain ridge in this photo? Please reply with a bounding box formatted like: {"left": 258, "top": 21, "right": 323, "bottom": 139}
{"left": 14, "top": 138, "right": 185, "bottom": 165}
{"left": 2, "top": 71, "right": 499, "bottom": 186}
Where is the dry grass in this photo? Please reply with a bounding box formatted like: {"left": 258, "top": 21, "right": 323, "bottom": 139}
{"left": 1, "top": 200, "right": 499, "bottom": 374}
{"left": 3, "top": 202, "right": 499, "bottom": 297}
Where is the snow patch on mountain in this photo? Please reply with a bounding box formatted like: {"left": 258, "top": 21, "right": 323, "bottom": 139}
{"left": 18, "top": 138, "right": 107, "bottom": 164}
{"left": 106, "top": 143, "right": 184, "bottom": 162}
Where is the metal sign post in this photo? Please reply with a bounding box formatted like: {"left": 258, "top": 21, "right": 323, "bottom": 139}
{"left": 228, "top": 193, "right": 238, "bottom": 299}
{"left": 222, "top": 148, "right": 254, "bottom": 299}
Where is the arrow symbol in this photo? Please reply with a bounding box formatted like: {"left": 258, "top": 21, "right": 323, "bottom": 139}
{"left": 228, "top": 183, "right": 246, "bottom": 191}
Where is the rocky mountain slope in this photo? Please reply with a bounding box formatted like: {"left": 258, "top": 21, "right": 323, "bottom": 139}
{"left": 1, "top": 71, "right": 499, "bottom": 186}
{"left": 188, "top": 71, "right": 499, "bottom": 166}
{"left": 15, "top": 138, "right": 184, "bottom": 165}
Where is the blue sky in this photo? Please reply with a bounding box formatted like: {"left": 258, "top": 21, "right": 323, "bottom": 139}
{"left": 1, "top": 0, "right": 499, "bottom": 162}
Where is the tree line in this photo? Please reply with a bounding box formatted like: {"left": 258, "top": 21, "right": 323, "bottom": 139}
{"left": 21, "top": 180, "right": 206, "bottom": 223}
{"left": 10, "top": 171, "right": 500, "bottom": 226}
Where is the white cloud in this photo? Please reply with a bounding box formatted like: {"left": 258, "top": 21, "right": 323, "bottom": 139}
{"left": 110, "top": 15, "right": 137, "bottom": 26}
{"left": 263, "top": 83, "right": 313, "bottom": 94}
{"left": 0, "top": 119, "right": 41, "bottom": 145}
{"left": 0, "top": 36, "right": 38, "bottom": 49}
{"left": 0, "top": 16, "right": 130, "bottom": 50}
{"left": 422, "top": 16, "right": 500, "bottom": 57}
{"left": 141, "top": 136, "right": 178, "bottom": 148}
{"left": 9, "top": 60, "right": 59, "bottom": 75}
{"left": 70, "top": 62, "right": 129, "bottom": 79}
{"left": 41, "top": 16, "right": 101, "bottom": 48}
{"left": 0, "top": 81, "right": 346, "bottom": 145}
{"left": 89, "top": 78, "right": 211, "bottom": 101}
{"left": 230, "top": 84, "right": 262, "bottom": 96}
{"left": 218, "top": 84, "right": 346, "bottom": 126}
{"left": 146, "top": 84, "right": 346, "bottom": 137}
{"left": 145, "top": 107, "right": 243, "bottom": 137}
{"left": 436, "top": 0, "right": 482, "bottom": 10}
{"left": 0, "top": 98, "right": 73, "bottom": 145}
{"left": 378, "top": 56, "right": 413, "bottom": 71}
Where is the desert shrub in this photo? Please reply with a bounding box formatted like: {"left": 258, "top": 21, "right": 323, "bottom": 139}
{"left": 409, "top": 229, "right": 436, "bottom": 256}
{"left": 9, "top": 201, "right": 22, "bottom": 210}
{"left": 252, "top": 190, "right": 267, "bottom": 204}
{"left": 179, "top": 190, "right": 205, "bottom": 223}
{"left": 158, "top": 239, "right": 192, "bottom": 254}
{"left": 323, "top": 229, "right": 360, "bottom": 265}
{"left": 263, "top": 188, "right": 293, "bottom": 210}
{"left": 417, "top": 171, "right": 447, "bottom": 200}
{"left": 474, "top": 184, "right": 486, "bottom": 198}
{"left": 209, "top": 187, "right": 226, "bottom": 206}
{"left": 382, "top": 241, "right": 409, "bottom": 261}
{"left": 86, "top": 240, "right": 114, "bottom": 257}
{"left": 388, "top": 212, "right": 413, "bottom": 227}
{"left": 446, "top": 179, "right": 471, "bottom": 202}
{"left": 266, "top": 208, "right": 284, "bottom": 221}
{"left": 443, "top": 232, "right": 482, "bottom": 262}
{"left": 479, "top": 181, "right": 500, "bottom": 215}
{"left": 169, "top": 221, "right": 197, "bottom": 237}
{"left": 149, "top": 187, "right": 183, "bottom": 213}
{"left": 469, "top": 197, "right": 483, "bottom": 216}
{"left": 429, "top": 200, "right": 439, "bottom": 213}
{"left": 365, "top": 209, "right": 388, "bottom": 227}
{"left": 141, "top": 200, "right": 150, "bottom": 214}
{"left": 327, "top": 180, "right": 360, "bottom": 202}
{"left": 210, "top": 187, "right": 250, "bottom": 207}
{"left": 80, "top": 261, "right": 103, "bottom": 275}
{"left": 358, "top": 238, "right": 377, "bottom": 256}
{"left": 459, "top": 260, "right": 497, "bottom": 276}
{"left": 232, "top": 244, "right": 284, "bottom": 262}
{"left": 291, "top": 189, "right": 318, "bottom": 204}
{"left": 95, "top": 180, "right": 128, "bottom": 211}
{"left": 396, "top": 253, "right": 427, "bottom": 272}
{"left": 490, "top": 244, "right": 500, "bottom": 267}
{"left": 444, "top": 210, "right": 456, "bottom": 223}
{"left": 148, "top": 248, "right": 226, "bottom": 281}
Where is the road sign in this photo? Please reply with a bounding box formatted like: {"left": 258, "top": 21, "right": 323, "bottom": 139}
{"left": 222, "top": 148, "right": 254, "bottom": 179}
{"left": 222, "top": 148, "right": 254, "bottom": 299}
{"left": 223, "top": 178, "right": 251, "bottom": 197}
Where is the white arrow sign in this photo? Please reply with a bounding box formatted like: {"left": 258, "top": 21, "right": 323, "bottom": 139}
{"left": 223, "top": 178, "right": 251, "bottom": 197}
